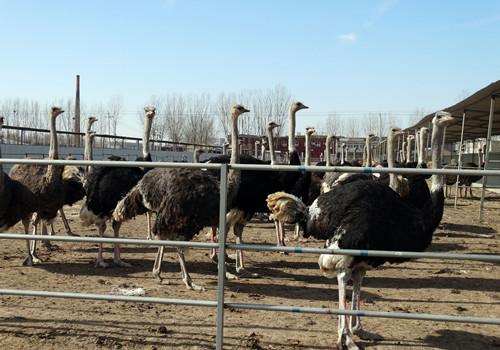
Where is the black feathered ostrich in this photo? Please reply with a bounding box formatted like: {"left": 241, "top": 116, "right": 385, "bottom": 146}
{"left": 80, "top": 107, "right": 155, "bottom": 268}
{"left": 113, "top": 104, "right": 250, "bottom": 290}
{"left": 9, "top": 107, "right": 66, "bottom": 265}
{"left": 267, "top": 111, "right": 454, "bottom": 350}
{"left": 206, "top": 101, "right": 309, "bottom": 272}
{"left": 53, "top": 118, "right": 97, "bottom": 236}
{"left": 0, "top": 117, "right": 40, "bottom": 260}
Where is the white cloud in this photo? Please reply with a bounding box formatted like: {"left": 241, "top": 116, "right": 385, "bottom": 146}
{"left": 337, "top": 32, "right": 357, "bottom": 43}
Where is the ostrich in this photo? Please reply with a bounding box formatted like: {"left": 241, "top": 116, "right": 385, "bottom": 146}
{"left": 53, "top": 117, "right": 97, "bottom": 236}
{"left": 254, "top": 140, "right": 260, "bottom": 159}
{"left": 9, "top": 107, "right": 65, "bottom": 265}
{"left": 84, "top": 116, "right": 98, "bottom": 173}
{"left": 267, "top": 111, "right": 454, "bottom": 350}
{"left": 80, "top": 107, "right": 155, "bottom": 267}
{"left": 205, "top": 101, "right": 309, "bottom": 273}
{"left": 400, "top": 140, "right": 407, "bottom": 163}
{"left": 275, "top": 126, "right": 313, "bottom": 246}
{"left": 0, "top": 117, "right": 40, "bottom": 260}
{"left": 406, "top": 134, "right": 415, "bottom": 164}
{"left": 260, "top": 137, "right": 268, "bottom": 161}
{"left": 113, "top": 105, "right": 250, "bottom": 289}
{"left": 322, "top": 134, "right": 375, "bottom": 194}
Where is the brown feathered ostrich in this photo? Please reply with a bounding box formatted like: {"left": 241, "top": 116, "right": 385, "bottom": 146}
{"left": 113, "top": 104, "right": 250, "bottom": 290}
{"left": 1, "top": 117, "right": 40, "bottom": 261}
{"left": 9, "top": 106, "right": 65, "bottom": 265}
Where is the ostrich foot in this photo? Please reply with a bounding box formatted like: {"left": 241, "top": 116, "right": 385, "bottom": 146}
{"left": 279, "top": 251, "right": 289, "bottom": 255}
{"left": 95, "top": 259, "right": 109, "bottom": 268}
{"left": 225, "top": 271, "right": 239, "bottom": 280}
{"left": 210, "top": 252, "right": 235, "bottom": 264}
{"left": 43, "top": 241, "right": 58, "bottom": 251}
{"left": 228, "top": 253, "right": 238, "bottom": 261}
{"left": 183, "top": 278, "right": 205, "bottom": 291}
{"left": 337, "top": 333, "right": 359, "bottom": 350}
{"left": 113, "top": 259, "right": 132, "bottom": 268}
{"left": 23, "top": 255, "right": 42, "bottom": 266}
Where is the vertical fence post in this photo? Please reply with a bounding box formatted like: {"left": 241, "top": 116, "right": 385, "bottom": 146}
{"left": 216, "top": 163, "right": 228, "bottom": 350}
{"left": 479, "top": 96, "right": 496, "bottom": 221}
{"left": 454, "top": 110, "right": 467, "bottom": 208}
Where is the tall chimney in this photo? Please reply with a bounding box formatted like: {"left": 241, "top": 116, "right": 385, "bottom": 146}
{"left": 74, "top": 74, "right": 81, "bottom": 147}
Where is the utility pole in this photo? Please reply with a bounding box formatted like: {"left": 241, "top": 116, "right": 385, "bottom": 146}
{"left": 74, "top": 75, "right": 81, "bottom": 147}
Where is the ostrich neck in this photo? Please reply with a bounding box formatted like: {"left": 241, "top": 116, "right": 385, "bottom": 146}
{"left": 222, "top": 144, "right": 228, "bottom": 155}
{"left": 325, "top": 138, "right": 331, "bottom": 167}
{"left": 387, "top": 134, "right": 399, "bottom": 191}
{"left": 142, "top": 117, "right": 153, "bottom": 158}
{"left": 227, "top": 115, "right": 241, "bottom": 207}
{"left": 254, "top": 143, "right": 259, "bottom": 158}
{"left": 406, "top": 138, "right": 412, "bottom": 163}
{"left": 431, "top": 126, "right": 445, "bottom": 192}
{"left": 46, "top": 115, "right": 59, "bottom": 181}
{"left": 84, "top": 130, "right": 92, "bottom": 161}
{"left": 366, "top": 138, "right": 372, "bottom": 167}
{"left": 415, "top": 131, "right": 420, "bottom": 163}
{"left": 418, "top": 131, "right": 427, "bottom": 164}
{"left": 261, "top": 143, "right": 267, "bottom": 161}
{"left": 288, "top": 109, "right": 296, "bottom": 153}
{"left": 341, "top": 148, "right": 345, "bottom": 165}
{"left": 193, "top": 151, "right": 200, "bottom": 163}
{"left": 305, "top": 133, "right": 311, "bottom": 166}
{"left": 267, "top": 128, "right": 276, "bottom": 165}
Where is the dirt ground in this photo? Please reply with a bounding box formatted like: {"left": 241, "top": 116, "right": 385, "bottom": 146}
{"left": 0, "top": 189, "right": 499, "bottom": 349}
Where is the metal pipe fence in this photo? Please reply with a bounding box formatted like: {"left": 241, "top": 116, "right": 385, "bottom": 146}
{"left": 1, "top": 158, "right": 499, "bottom": 349}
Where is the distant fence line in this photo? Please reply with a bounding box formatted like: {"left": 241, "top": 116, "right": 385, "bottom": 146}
{"left": 2, "top": 124, "right": 222, "bottom": 152}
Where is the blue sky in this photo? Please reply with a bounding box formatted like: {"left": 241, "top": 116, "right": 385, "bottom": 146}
{"left": 1, "top": 0, "right": 499, "bottom": 136}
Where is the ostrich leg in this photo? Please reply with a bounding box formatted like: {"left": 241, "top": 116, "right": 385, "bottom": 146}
{"left": 42, "top": 222, "right": 56, "bottom": 251}
{"left": 146, "top": 212, "right": 153, "bottom": 240}
{"left": 234, "top": 222, "right": 245, "bottom": 273}
{"left": 336, "top": 271, "right": 359, "bottom": 350}
{"left": 209, "top": 226, "right": 218, "bottom": 264}
{"left": 22, "top": 218, "right": 40, "bottom": 266}
{"left": 152, "top": 246, "right": 166, "bottom": 283}
{"left": 59, "top": 208, "right": 78, "bottom": 236}
{"left": 350, "top": 269, "right": 366, "bottom": 333}
{"left": 177, "top": 248, "right": 205, "bottom": 291}
{"left": 112, "top": 220, "right": 131, "bottom": 267}
{"left": 95, "top": 222, "right": 109, "bottom": 268}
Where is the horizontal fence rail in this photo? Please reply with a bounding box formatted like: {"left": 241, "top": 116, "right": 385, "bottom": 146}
{"left": 1, "top": 234, "right": 499, "bottom": 263}
{"left": 1, "top": 158, "right": 500, "bottom": 177}
{"left": 0, "top": 289, "right": 498, "bottom": 326}
{"left": 1, "top": 158, "right": 499, "bottom": 350}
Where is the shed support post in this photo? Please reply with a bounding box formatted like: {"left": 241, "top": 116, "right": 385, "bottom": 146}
{"left": 479, "top": 97, "right": 496, "bottom": 221}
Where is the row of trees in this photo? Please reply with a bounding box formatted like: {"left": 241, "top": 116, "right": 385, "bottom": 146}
{"left": 0, "top": 96, "right": 123, "bottom": 136}
{"left": 1, "top": 86, "right": 430, "bottom": 146}
{"left": 320, "top": 108, "right": 428, "bottom": 138}
{"left": 138, "top": 85, "right": 293, "bottom": 145}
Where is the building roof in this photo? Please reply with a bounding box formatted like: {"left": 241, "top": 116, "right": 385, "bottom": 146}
{"left": 407, "top": 80, "right": 500, "bottom": 143}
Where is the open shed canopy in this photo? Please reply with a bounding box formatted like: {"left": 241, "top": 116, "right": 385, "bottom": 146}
{"left": 407, "top": 80, "right": 500, "bottom": 143}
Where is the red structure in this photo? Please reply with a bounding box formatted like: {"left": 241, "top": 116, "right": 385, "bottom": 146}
{"left": 238, "top": 133, "right": 335, "bottom": 162}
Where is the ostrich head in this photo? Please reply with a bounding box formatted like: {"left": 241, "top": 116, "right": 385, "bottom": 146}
{"left": 267, "top": 192, "right": 308, "bottom": 231}
{"left": 144, "top": 106, "right": 156, "bottom": 119}
{"left": 432, "top": 111, "right": 454, "bottom": 127}
{"left": 326, "top": 134, "right": 335, "bottom": 143}
{"left": 267, "top": 121, "right": 280, "bottom": 130}
{"left": 51, "top": 106, "right": 64, "bottom": 118}
{"left": 367, "top": 132, "right": 375, "bottom": 140}
{"left": 420, "top": 126, "right": 429, "bottom": 135}
{"left": 261, "top": 137, "right": 268, "bottom": 146}
{"left": 305, "top": 127, "right": 316, "bottom": 135}
{"left": 341, "top": 142, "right": 346, "bottom": 149}
{"left": 290, "top": 101, "right": 309, "bottom": 113}
{"left": 231, "top": 104, "right": 250, "bottom": 118}
{"left": 255, "top": 140, "right": 260, "bottom": 146}
{"left": 389, "top": 127, "right": 403, "bottom": 137}
{"left": 89, "top": 116, "right": 98, "bottom": 124}
{"left": 194, "top": 148, "right": 205, "bottom": 156}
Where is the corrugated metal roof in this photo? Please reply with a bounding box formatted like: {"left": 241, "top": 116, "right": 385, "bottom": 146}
{"left": 406, "top": 80, "right": 500, "bottom": 143}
